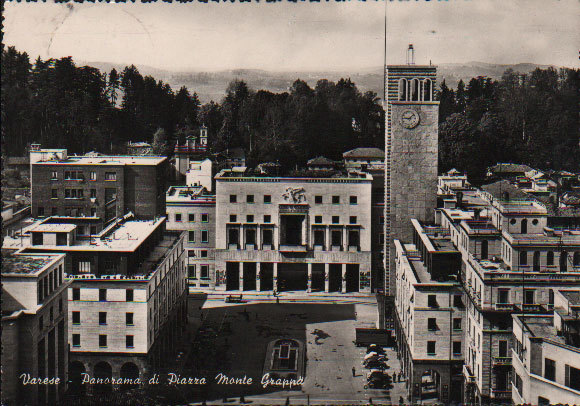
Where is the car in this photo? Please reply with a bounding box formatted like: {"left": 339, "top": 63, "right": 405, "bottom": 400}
{"left": 363, "top": 352, "right": 387, "bottom": 362}
{"left": 364, "top": 373, "right": 390, "bottom": 389}
{"left": 364, "top": 359, "right": 387, "bottom": 370}
{"left": 363, "top": 357, "right": 386, "bottom": 367}
{"left": 366, "top": 344, "right": 385, "bottom": 354}
{"left": 366, "top": 369, "right": 386, "bottom": 379}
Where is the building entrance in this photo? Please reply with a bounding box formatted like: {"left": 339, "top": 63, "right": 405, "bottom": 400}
{"left": 278, "top": 263, "right": 308, "bottom": 291}
{"left": 243, "top": 262, "right": 256, "bottom": 291}
{"left": 346, "top": 264, "right": 360, "bottom": 292}
{"left": 311, "top": 264, "right": 325, "bottom": 291}
{"left": 260, "top": 263, "right": 274, "bottom": 291}
{"left": 226, "top": 262, "right": 240, "bottom": 291}
{"left": 329, "top": 264, "right": 342, "bottom": 292}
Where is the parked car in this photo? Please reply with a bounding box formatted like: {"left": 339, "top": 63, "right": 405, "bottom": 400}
{"left": 366, "top": 344, "right": 385, "bottom": 354}
{"left": 365, "top": 376, "right": 389, "bottom": 389}
{"left": 362, "top": 355, "right": 387, "bottom": 366}
{"left": 364, "top": 359, "right": 387, "bottom": 370}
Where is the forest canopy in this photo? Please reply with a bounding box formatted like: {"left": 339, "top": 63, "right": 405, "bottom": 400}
{"left": 2, "top": 46, "right": 578, "bottom": 181}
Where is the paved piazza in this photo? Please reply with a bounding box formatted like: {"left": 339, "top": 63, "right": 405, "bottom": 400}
{"left": 182, "top": 293, "right": 409, "bottom": 405}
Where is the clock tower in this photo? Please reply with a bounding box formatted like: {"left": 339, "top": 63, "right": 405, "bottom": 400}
{"left": 383, "top": 45, "right": 439, "bottom": 296}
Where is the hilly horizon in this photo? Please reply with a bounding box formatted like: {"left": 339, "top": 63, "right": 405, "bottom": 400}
{"left": 81, "top": 60, "right": 558, "bottom": 103}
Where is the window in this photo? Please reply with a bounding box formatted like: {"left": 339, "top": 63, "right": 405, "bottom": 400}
{"left": 453, "top": 318, "right": 462, "bottom": 331}
{"left": 71, "top": 311, "right": 81, "bottom": 325}
{"left": 349, "top": 216, "right": 357, "bottom": 224}
{"left": 561, "top": 251, "right": 568, "bottom": 272}
{"left": 519, "top": 251, "right": 527, "bottom": 266}
{"left": 411, "top": 78, "right": 420, "bottom": 101}
{"left": 332, "top": 216, "right": 340, "bottom": 224}
{"left": 315, "top": 196, "right": 323, "bottom": 204}
{"left": 565, "top": 364, "right": 580, "bottom": 390}
{"left": 126, "top": 313, "right": 134, "bottom": 326}
{"left": 188, "top": 265, "right": 196, "bottom": 278}
{"left": 104, "top": 172, "right": 116, "bottom": 181}
{"left": 246, "top": 229, "right": 256, "bottom": 245}
{"left": 51, "top": 189, "right": 58, "bottom": 199}
{"left": 481, "top": 240, "right": 488, "bottom": 260}
{"left": 72, "top": 288, "right": 80, "bottom": 301}
{"left": 427, "top": 341, "right": 436, "bottom": 355}
{"left": 200, "top": 250, "right": 208, "bottom": 258}
{"left": 350, "top": 196, "right": 357, "bottom": 205}
{"left": 90, "top": 189, "right": 97, "bottom": 199}
{"left": 398, "top": 78, "right": 407, "bottom": 101}
{"left": 314, "top": 230, "right": 325, "bottom": 246}
{"left": 428, "top": 295, "right": 438, "bottom": 308}
{"left": 201, "top": 230, "right": 209, "bottom": 242}
{"left": 246, "top": 215, "right": 254, "bottom": 223}
{"left": 90, "top": 171, "right": 97, "bottom": 181}
{"left": 99, "top": 335, "right": 107, "bottom": 348}
{"left": 264, "top": 215, "right": 271, "bottom": 223}
{"left": 126, "top": 289, "right": 134, "bottom": 302}
{"left": 99, "top": 289, "right": 107, "bottom": 302}
{"left": 331, "top": 230, "right": 342, "bottom": 246}
{"left": 453, "top": 294, "right": 464, "bottom": 308}
{"left": 247, "top": 195, "right": 254, "bottom": 203}
{"left": 38, "top": 207, "right": 44, "bottom": 217}
{"left": 230, "top": 194, "right": 237, "bottom": 203}
{"left": 574, "top": 252, "right": 580, "bottom": 266}
{"left": 521, "top": 219, "right": 528, "bottom": 234}
{"left": 201, "top": 213, "right": 209, "bottom": 222}
{"left": 549, "top": 289, "right": 554, "bottom": 307}
{"left": 72, "top": 334, "right": 80, "bottom": 347}
{"left": 99, "top": 312, "right": 107, "bottom": 325}
{"left": 230, "top": 214, "right": 237, "bottom": 222}
{"left": 499, "top": 340, "right": 508, "bottom": 357}
{"left": 51, "top": 171, "right": 58, "bottom": 180}
{"left": 423, "top": 79, "right": 432, "bottom": 101}
{"left": 126, "top": 335, "right": 134, "bottom": 348}
{"left": 545, "top": 358, "right": 556, "bottom": 381}
{"left": 524, "top": 289, "right": 535, "bottom": 305}
{"left": 188, "top": 214, "right": 195, "bottom": 222}
{"left": 547, "top": 251, "right": 554, "bottom": 265}
{"left": 175, "top": 213, "right": 182, "bottom": 222}
{"left": 453, "top": 341, "right": 461, "bottom": 355}
{"left": 428, "top": 318, "right": 437, "bottom": 331}
{"left": 264, "top": 195, "right": 271, "bottom": 203}
{"left": 263, "top": 229, "right": 273, "bottom": 245}
{"left": 498, "top": 289, "right": 510, "bottom": 303}
{"left": 332, "top": 196, "right": 340, "bottom": 204}
{"left": 348, "top": 230, "right": 360, "bottom": 247}
{"left": 201, "top": 265, "right": 209, "bottom": 279}
{"left": 314, "top": 215, "right": 322, "bottom": 224}
{"left": 188, "top": 231, "right": 195, "bottom": 242}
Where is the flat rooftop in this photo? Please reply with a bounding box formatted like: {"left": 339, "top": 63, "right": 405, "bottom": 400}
{"left": 30, "top": 223, "right": 76, "bottom": 233}
{"left": 561, "top": 290, "right": 580, "bottom": 306}
{"left": 216, "top": 168, "right": 372, "bottom": 181}
{"left": 166, "top": 186, "right": 216, "bottom": 204}
{"left": 2, "top": 253, "right": 61, "bottom": 276}
{"left": 32, "top": 155, "right": 166, "bottom": 166}
{"left": 519, "top": 316, "right": 566, "bottom": 346}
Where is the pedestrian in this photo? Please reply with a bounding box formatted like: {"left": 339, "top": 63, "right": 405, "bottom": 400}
{"left": 240, "top": 395, "right": 246, "bottom": 404}
{"left": 399, "top": 396, "right": 404, "bottom": 405}
{"left": 369, "top": 398, "right": 373, "bottom": 405}
{"left": 352, "top": 367, "right": 356, "bottom": 377}
{"left": 276, "top": 296, "right": 280, "bottom": 304}
{"left": 285, "top": 396, "right": 290, "bottom": 406}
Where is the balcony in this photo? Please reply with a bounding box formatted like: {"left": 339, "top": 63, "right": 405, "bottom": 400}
{"left": 279, "top": 244, "right": 307, "bottom": 253}
{"left": 519, "top": 303, "right": 547, "bottom": 313}
{"left": 491, "top": 390, "right": 511, "bottom": 400}
{"left": 494, "top": 303, "right": 515, "bottom": 311}
{"left": 463, "top": 365, "right": 476, "bottom": 383}
{"left": 492, "top": 357, "right": 512, "bottom": 367}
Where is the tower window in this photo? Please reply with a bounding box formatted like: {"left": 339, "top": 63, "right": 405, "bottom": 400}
{"left": 398, "top": 78, "right": 408, "bottom": 101}
{"left": 423, "top": 79, "right": 432, "bottom": 101}
{"left": 411, "top": 79, "right": 420, "bottom": 101}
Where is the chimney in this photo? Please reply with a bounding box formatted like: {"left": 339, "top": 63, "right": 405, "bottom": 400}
{"left": 406, "top": 44, "right": 415, "bottom": 65}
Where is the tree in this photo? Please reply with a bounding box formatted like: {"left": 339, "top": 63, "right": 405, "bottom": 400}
{"left": 152, "top": 128, "right": 170, "bottom": 156}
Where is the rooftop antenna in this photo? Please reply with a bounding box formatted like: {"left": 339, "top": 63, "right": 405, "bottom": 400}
{"left": 406, "top": 44, "right": 415, "bottom": 65}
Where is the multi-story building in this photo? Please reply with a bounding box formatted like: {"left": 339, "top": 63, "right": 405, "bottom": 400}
{"left": 384, "top": 46, "right": 439, "bottom": 300}
{"left": 343, "top": 148, "right": 384, "bottom": 172}
{"left": 30, "top": 146, "right": 168, "bottom": 225}
{"left": 173, "top": 126, "right": 209, "bottom": 178}
{"left": 436, "top": 180, "right": 580, "bottom": 404}
{"left": 186, "top": 158, "right": 213, "bottom": 191}
{"left": 511, "top": 289, "right": 580, "bottom": 404}
{"left": 13, "top": 215, "right": 187, "bottom": 387}
{"left": 214, "top": 169, "right": 373, "bottom": 293}
{"left": 394, "top": 219, "right": 465, "bottom": 404}
{"left": 1, "top": 252, "right": 69, "bottom": 406}
{"left": 166, "top": 186, "right": 216, "bottom": 289}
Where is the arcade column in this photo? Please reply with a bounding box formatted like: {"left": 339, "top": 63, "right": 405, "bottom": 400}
{"left": 307, "top": 263, "right": 312, "bottom": 293}
{"left": 341, "top": 263, "right": 347, "bottom": 293}
{"left": 256, "top": 262, "right": 261, "bottom": 291}
{"left": 239, "top": 262, "right": 244, "bottom": 292}
{"left": 324, "top": 263, "right": 330, "bottom": 292}
{"left": 273, "top": 262, "right": 278, "bottom": 292}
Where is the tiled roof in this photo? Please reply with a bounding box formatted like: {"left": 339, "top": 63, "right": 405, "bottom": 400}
{"left": 481, "top": 180, "right": 531, "bottom": 201}
{"left": 343, "top": 148, "right": 384, "bottom": 159}
{"left": 307, "top": 156, "right": 335, "bottom": 166}
{"left": 489, "top": 163, "right": 533, "bottom": 174}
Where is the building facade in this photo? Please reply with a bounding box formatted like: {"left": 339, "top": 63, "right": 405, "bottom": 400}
{"left": 394, "top": 219, "right": 465, "bottom": 404}
{"left": 1, "top": 252, "right": 69, "bottom": 406}
{"left": 30, "top": 148, "right": 168, "bottom": 225}
{"left": 15, "top": 215, "right": 188, "bottom": 389}
{"left": 384, "top": 51, "right": 439, "bottom": 298}
{"left": 166, "top": 186, "right": 216, "bottom": 289}
{"left": 213, "top": 169, "right": 373, "bottom": 293}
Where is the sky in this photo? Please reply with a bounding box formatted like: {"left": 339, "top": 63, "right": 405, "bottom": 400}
{"left": 3, "top": 0, "right": 579, "bottom": 72}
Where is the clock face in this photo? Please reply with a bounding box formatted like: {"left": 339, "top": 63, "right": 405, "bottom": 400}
{"left": 400, "top": 109, "right": 420, "bottom": 129}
